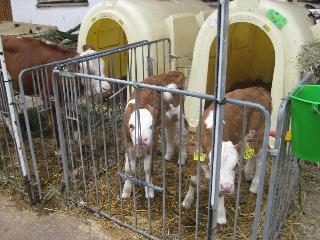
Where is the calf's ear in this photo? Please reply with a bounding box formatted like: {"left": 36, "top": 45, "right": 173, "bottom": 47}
{"left": 234, "top": 143, "right": 241, "bottom": 151}
{"left": 146, "top": 104, "right": 160, "bottom": 124}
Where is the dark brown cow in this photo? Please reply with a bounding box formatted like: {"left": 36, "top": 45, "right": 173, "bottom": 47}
{"left": 2, "top": 36, "right": 111, "bottom": 97}
{"left": 2, "top": 36, "right": 111, "bottom": 152}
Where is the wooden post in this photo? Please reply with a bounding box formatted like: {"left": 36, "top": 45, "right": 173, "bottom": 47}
{"left": 0, "top": 0, "right": 13, "bottom": 21}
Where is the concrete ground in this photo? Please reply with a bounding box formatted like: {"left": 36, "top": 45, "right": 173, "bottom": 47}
{"left": 0, "top": 191, "right": 138, "bottom": 240}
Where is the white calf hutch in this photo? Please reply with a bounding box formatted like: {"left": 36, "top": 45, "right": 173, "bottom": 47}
{"left": 185, "top": 0, "right": 319, "bottom": 129}
{"left": 77, "top": 0, "right": 212, "bottom": 79}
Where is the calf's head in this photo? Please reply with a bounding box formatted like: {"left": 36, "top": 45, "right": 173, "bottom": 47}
{"left": 126, "top": 104, "right": 155, "bottom": 147}
{"left": 219, "top": 141, "right": 239, "bottom": 194}
{"left": 79, "top": 46, "right": 111, "bottom": 96}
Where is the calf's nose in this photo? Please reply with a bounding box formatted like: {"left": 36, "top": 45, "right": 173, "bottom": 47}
{"left": 138, "top": 137, "right": 149, "bottom": 145}
{"left": 220, "top": 183, "right": 234, "bottom": 193}
{"left": 102, "top": 83, "right": 111, "bottom": 93}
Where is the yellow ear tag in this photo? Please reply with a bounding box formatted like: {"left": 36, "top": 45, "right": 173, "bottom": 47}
{"left": 285, "top": 131, "right": 291, "bottom": 142}
{"left": 193, "top": 152, "right": 206, "bottom": 162}
{"left": 243, "top": 147, "right": 255, "bottom": 160}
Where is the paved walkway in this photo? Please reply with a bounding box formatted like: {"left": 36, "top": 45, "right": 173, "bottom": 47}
{"left": 0, "top": 192, "right": 134, "bottom": 240}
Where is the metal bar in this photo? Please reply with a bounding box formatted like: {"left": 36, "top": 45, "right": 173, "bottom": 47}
{"left": 0, "top": 36, "right": 31, "bottom": 201}
{"left": 132, "top": 87, "right": 140, "bottom": 228}
{"left": 65, "top": 76, "right": 76, "bottom": 184}
{"left": 251, "top": 107, "right": 271, "bottom": 239}
{"left": 74, "top": 76, "right": 88, "bottom": 201}
{"left": 34, "top": 71, "right": 50, "bottom": 179}
{"left": 160, "top": 92, "right": 166, "bottom": 239}
{"left": 98, "top": 79, "right": 110, "bottom": 214}
{"left": 18, "top": 74, "right": 42, "bottom": 200}
{"left": 195, "top": 99, "right": 204, "bottom": 240}
{"left": 51, "top": 71, "right": 70, "bottom": 194}
{"left": 18, "top": 41, "right": 149, "bottom": 74}
{"left": 208, "top": 1, "right": 230, "bottom": 239}
{"left": 178, "top": 94, "right": 184, "bottom": 239}
{"left": 78, "top": 202, "right": 160, "bottom": 240}
{"left": 117, "top": 172, "right": 164, "bottom": 193}
{"left": 84, "top": 76, "right": 100, "bottom": 208}
{"left": 134, "top": 48, "right": 138, "bottom": 82}
{"left": 147, "top": 90, "right": 157, "bottom": 234}
{"left": 232, "top": 107, "right": 248, "bottom": 239}
{"left": 156, "top": 42, "right": 159, "bottom": 75}
{"left": 67, "top": 72, "right": 219, "bottom": 102}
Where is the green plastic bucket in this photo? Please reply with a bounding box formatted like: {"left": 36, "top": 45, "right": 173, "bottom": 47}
{"left": 291, "top": 85, "right": 320, "bottom": 163}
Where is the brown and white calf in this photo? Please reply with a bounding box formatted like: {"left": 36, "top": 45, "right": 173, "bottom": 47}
{"left": 182, "top": 87, "right": 272, "bottom": 224}
{"left": 122, "top": 71, "right": 188, "bottom": 199}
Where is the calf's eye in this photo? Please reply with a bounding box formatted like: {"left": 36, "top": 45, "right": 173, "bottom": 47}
{"left": 129, "top": 124, "right": 134, "bottom": 131}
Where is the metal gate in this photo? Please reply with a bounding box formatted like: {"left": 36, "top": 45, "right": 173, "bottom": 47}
{"left": 2, "top": 35, "right": 306, "bottom": 239}
{"left": 47, "top": 36, "right": 274, "bottom": 239}
{"left": 17, "top": 40, "right": 159, "bottom": 202}
{"left": 263, "top": 72, "right": 313, "bottom": 239}
{"left": 0, "top": 69, "right": 25, "bottom": 192}
{"left": 0, "top": 39, "right": 30, "bottom": 198}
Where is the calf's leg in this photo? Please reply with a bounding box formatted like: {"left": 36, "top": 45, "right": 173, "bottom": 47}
{"left": 164, "top": 121, "right": 175, "bottom": 162}
{"left": 182, "top": 175, "right": 197, "bottom": 209}
{"left": 122, "top": 148, "right": 136, "bottom": 198}
{"left": 244, "top": 157, "right": 255, "bottom": 181}
{"left": 175, "top": 117, "right": 187, "bottom": 165}
{"left": 144, "top": 154, "right": 154, "bottom": 198}
{"left": 249, "top": 148, "right": 262, "bottom": 193}
{"left": 217, "top": 195, "right": 227, "bottom": 225}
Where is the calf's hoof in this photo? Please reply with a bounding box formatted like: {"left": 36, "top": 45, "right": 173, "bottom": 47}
{"left": 249, "top": 182, "right": 258, "bottom": 193}
{"left": 182, "top": 198, "right": 192, "bottom": 209}
{"left": 54, "top": 150, "right": 61, "bottom": 156}
{"left": 165, "top": 153, "right": 172, "bottom": 162}
{"left": 217, "top": 216, "right": 227, "bottom": 225}
{"left": 121, "top": 191, "right": 131, "bottom": 199}
{"left": 178, "top": 157, "right": 186, "bottom": 166}
{"left": 145, "top": 187, "right": 154, "bottom": 199}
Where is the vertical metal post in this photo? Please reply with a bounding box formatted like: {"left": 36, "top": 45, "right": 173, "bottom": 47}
{"left": 207, "top": 0, "right": 230, "bottom": 239}
{"left": 52, "top": 70, "right": 70, "bottom": 194}
{"left": 0, "top": 36, "right": 32, "bottom": 200}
